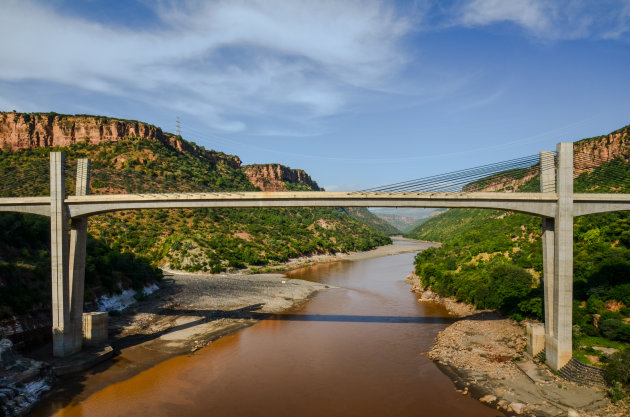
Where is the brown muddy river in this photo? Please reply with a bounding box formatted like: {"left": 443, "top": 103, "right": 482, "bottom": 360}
{"left": 34, "top": 246, "right": 501, "bottom": 417}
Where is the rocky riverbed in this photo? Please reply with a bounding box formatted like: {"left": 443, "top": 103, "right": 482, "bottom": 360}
{"left": 409, "top": 275, "right": 630, "bottom": 416}
{"left": 0, "top": 339, "right": 53, "bottom": 417}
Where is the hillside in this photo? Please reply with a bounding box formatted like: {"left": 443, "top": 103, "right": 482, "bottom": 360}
{"left": 406, "top": 123, "right": 630, "bottom": 369}
{"left": 0, "top": 112, "right": 391, "bottom": 345}
{"left": 343, "top": 207, "right": 401, "bottom": 236}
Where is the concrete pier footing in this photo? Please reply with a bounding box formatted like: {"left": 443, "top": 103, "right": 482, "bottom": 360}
{"left": 82, "top": 312, "right": 108, "bottom": 346}
{"left": 526, "top": 322, "right": 545, "bottom": 356}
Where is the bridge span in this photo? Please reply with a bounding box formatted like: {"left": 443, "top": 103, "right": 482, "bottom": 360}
{"left": 0, "top": 142, "right": 627, "bottom": 372}
{"left": 3, "top": 190, "right": 630, "bottom": 218}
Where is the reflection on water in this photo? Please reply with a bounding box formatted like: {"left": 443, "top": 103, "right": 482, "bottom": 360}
{"left": 34, "top": 250, "right": 502, "bottom": 417}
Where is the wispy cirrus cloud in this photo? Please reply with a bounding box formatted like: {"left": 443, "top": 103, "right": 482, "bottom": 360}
{"left": 453, "top": 0, "right": 630, "bottom": 41}
{"left": 0, "top": 0, "right": 413, "bottom": 132}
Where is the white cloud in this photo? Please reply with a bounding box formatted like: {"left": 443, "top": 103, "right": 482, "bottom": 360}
{"left": 0, "top": 0, "right": 412, "bottom": 131}
{"left": 455, "top": 0, "right": 630, "bottom": 41}
{"left": 459, "top": 0, "right": 551, "bottom": 34}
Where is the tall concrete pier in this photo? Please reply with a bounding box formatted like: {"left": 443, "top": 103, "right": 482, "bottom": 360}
{"left": 546, "top": 142, "right": 575, "bottom": 370}
{"left": 540, "top": 150, "right": 556, "bottom": 362}
{"left": 68, "top": 159, "right": 90, "bottom": 354}
{"left": 50, "top": 153, "right": 70, "bottom": 357}
{"left": 50, "top": 154, "right": 90, "bottom": 357}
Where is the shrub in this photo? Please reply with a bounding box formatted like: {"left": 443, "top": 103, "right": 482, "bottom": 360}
{"left": 488, "top": 264, "right": 533, "bottom": 310}
{"left": 614, "top": 324, "right": 630, "bottom": 343}
{"left": 517, "top": 297, "right": 543, "bottom": 319}
{"left": 600, "top": 318, "right": 624, "bottom": 339}
{"left": 586, "top": 295, "right": 605, "bottom": 314}
{"left": 608, "top": 284, "right": 630, "bottom": 306}
{"left": 608, "top": 381, "right": 627, "bottom": 403}
{"left": 604, "top": 349, "right": 630, "bottom": 386}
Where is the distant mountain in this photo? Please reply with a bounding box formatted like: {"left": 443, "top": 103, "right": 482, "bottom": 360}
{"left": 369, "top": 207, "right": 440, "bottom": 233}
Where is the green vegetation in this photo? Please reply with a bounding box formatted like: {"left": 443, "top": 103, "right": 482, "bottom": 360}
{"left": 410, "top": 208, "right": 544, "bottom": 318}
{"left": 0, "top": 130, "right": 391, "bottom": 322}
{"left": 0, "top": 212, "right": 162, "bottom": 320}
{"left": 407, "top": 126, "right": 630, "bottom": 394}
{"left": 344, "top": 207, "right": 401, "bottom": 236}
{"left": 603, "top": 349, "right": 630, "bottom": 402}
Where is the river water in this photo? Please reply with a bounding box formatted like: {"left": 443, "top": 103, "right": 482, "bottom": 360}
{"left": 34, "top": 246, "right": 501, "bottom": 417}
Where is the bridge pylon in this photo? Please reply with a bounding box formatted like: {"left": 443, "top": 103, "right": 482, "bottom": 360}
{"left": 50, "top": 153, "right": 90, "bottom": 357}
{"left": 540, "top": 143, "right": 575, "bottom": 371}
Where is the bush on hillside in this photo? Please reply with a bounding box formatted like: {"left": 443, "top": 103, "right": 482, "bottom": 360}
{"left": 473, "top": 264, "right": 533, "bottom": 310}
{"left": 604, "top": 348, "right": 630, "bottom": 401}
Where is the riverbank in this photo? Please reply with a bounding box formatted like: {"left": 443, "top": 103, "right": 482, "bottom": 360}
{"left": 409, "top": 274, "right": 630, "bottom": 416}
{"left": 111, "top": 241, "right": 437, "bottom": 357}
{"left": 161, "top": 237, "right": 437, "bottom": 276}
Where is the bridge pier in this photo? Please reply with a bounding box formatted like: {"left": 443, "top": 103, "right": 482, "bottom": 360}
{"left": 539, "top": 151, "right": 556, "bottom": 361}
{"left": 67, "top": 159, "right": 90, "bottom": 354}
{"left": 50, "top": 153, "right": 90, "bottom": 357}
{"left": 544, "top": 143, "right": 574, "bottom": 371}
{"left": 50, "top": 152, "right": 71, "bottom": 357}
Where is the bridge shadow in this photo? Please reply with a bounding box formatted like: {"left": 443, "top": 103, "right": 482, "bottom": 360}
{"left": 111, "top": 303, "right": 269, "bottom": 350}
{"left": 157, "top": 307, "right": 461, "bottom": 324}
{"left": 112, "top": 305, "right": 466, "bottom": 350}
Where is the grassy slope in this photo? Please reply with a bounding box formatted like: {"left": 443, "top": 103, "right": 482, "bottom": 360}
{"left": 0, "top": 136, "right": 390, "bottom": 320}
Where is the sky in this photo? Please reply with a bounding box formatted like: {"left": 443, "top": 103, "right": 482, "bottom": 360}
{"left": 1, "top": 0, "right": 630, "bottom": 191}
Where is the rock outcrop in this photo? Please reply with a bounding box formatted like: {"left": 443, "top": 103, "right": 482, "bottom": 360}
{"left": 0, "top": 338, "right": 53, "bottom": 417}
{"left": 467, "top": 123, "right": 630, "bottom": 192}
{"left": 0, "top": 112, "right": 242, "bottom": 169}
{"left": 574, "top": 125, "right": 630, "bottom": 175}
{"left": 243, "top": 163, "right": 320, "bottom": 191}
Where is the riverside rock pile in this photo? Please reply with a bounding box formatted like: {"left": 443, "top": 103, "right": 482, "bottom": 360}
{"left": 428, "top": 313, "right": 526, "bottom": 379}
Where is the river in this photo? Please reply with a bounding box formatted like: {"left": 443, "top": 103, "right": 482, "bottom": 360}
{"left": 33, "top": 244, "right": 501, "bottom": 416}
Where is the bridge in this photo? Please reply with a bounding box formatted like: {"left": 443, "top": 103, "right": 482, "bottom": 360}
{"left": 0, "top": 142, "right": 628, "bottom": 372}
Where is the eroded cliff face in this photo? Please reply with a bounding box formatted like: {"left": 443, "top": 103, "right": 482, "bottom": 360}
{"left": 0, "top": 112, "right": 242, "bottom": 169}
{"left": 243, "top": 164, "right": 320, "bottom": 191}
{"left": 471, "top": 124, "right": 630, "bottom": 192}
{"left": 574, "top": 125, "right": 630, "bottom": 174}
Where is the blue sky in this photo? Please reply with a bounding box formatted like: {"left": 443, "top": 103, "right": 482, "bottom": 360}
{"left": 1, "top": 0, "right": 630, "bottom": 190}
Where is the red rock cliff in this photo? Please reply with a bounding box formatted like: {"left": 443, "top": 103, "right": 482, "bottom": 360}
{"left": 469, "top": 124, "right": 630, "bottom": 192}
{"left": 574, "top": 125, "right": 630, "bottom": 175}
{"left": 243, "top": 164, "right": 320, "bottom": 191}
{"left": 0, "top": 112, "right": 242, "bottom": 168}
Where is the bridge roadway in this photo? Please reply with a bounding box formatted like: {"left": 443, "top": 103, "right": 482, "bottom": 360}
{"left": 2, "top": 190, "right": 630, "bottom": 218}
{"left": 0, "top": 142, "right": 628, "bottom": 373}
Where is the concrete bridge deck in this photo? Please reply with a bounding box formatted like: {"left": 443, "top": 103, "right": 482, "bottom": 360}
{"left": 2, "top": 191, "right": 630, "bottom": 219}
